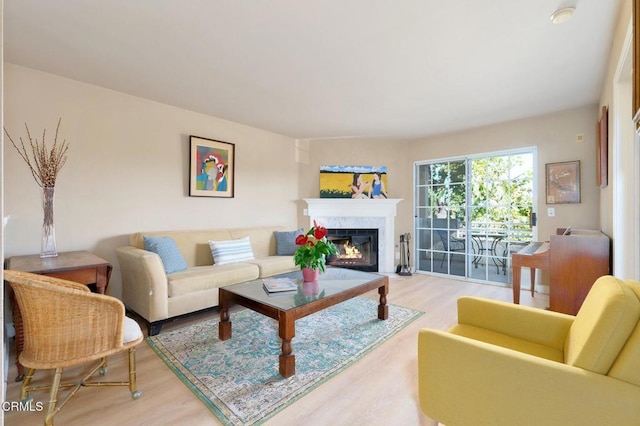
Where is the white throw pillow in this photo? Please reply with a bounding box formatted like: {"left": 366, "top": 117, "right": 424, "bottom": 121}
{"left": 209, "top": 236, "right": 255, "bottom": 265}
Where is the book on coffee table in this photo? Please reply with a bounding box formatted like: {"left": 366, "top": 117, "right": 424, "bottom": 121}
{"left": 262, "top": 277, "right": 298, "bottom": 293}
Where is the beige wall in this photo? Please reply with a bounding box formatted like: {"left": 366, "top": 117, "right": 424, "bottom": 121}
{"left": 298, "top": 138, "right": 414, "bottom": 254}
{"left": 296, "top": 107, "right": 600, "bottom": 285}
{"left": 596, "top": 0, "right": 640, "bottom": 280}
{"left": 407, "top": 105, "right": 601, "bottom": 243}
{"left": 598, "top": 0, "right": 631, "bottom": 239}
{"left": 3, "top": 64, "right": 300, "bottom": 298}
{"left": 299, "top": 106, "right": 601, "bottom": 266}
{"left": 2, "top": 62, "right": 613, "bottom": 297}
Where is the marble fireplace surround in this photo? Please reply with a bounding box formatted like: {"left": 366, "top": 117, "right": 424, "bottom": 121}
{"left": 303, "top": 198, "right": 402, "bottom": 273}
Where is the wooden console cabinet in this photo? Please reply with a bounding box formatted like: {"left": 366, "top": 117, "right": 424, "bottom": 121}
{"left": 549, "top": 229, "right": 610, "bottom": 315}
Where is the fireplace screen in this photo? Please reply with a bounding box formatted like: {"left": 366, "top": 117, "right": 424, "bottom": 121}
{"left": 326, "top": 228, "right": 378, "bottom": 272}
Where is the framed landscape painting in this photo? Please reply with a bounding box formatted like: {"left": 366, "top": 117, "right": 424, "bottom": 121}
{"left": 320, "top": 165, "right": 388, "bottom": 198}
{"left": 189, "top": 136, "right": 235, "bottom": 198}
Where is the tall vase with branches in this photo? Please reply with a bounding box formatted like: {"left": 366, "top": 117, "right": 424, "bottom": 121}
{"left": 4, "top": 118, "right": 70, "bottom": 257}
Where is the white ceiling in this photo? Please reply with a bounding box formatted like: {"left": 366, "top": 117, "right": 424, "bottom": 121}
{"left": 4, "top": 0, "right": 623, "bottom": 140}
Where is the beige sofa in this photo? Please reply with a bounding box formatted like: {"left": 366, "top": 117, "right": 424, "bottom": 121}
{"left": 116, "top": 226, "right": 297, "bottom": 335}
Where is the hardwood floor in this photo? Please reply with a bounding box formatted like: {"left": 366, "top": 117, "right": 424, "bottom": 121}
{"left": 5, "top": 274, "right": 548, "bottom": 425}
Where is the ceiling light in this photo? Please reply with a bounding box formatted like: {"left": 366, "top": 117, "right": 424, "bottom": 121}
{"left": 550, "top": 7, "right": 575, "bottom": 24}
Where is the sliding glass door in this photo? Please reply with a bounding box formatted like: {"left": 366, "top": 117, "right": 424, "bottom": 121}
{"left": 415, "top": 160, "right": 467, "bottom": 277}
{"left": 414, "top": 149, "right": 535, "bottom": 285}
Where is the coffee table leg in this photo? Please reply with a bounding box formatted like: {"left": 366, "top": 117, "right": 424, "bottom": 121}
{"left": 219, "top": 292, "right": 232, "bottom": 340}
{"left": 279, "top": 314, "right": 295, "bottom": 378}
{"left": 378, "top": 282, "right": 389, "bottom": 320}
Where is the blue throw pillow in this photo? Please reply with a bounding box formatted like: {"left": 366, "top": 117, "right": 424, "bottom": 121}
{"left": 274, "top": 228, "right": 303, "bottom": 256}
{"left": 209, "top": 236, "right": 255, "bottom": 265}
{"left": 143, "top": 236, "right": 188, "bottom": 274}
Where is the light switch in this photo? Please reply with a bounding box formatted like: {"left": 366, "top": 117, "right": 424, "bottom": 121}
{"left": 547, "top": 207, "right": 555, "bottom": 217}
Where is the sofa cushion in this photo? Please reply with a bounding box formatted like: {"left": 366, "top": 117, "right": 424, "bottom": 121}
{"left": 123, "top": 316, "right": 144, "bottom": 344}
{"left": 131, "top": 230, "right": 234, "bottom": 267}
{"left": 229, "top": 227, "right": 279, "bottom": 258}
{"left": 448, "top": 324, "right": 564, "bottom": 363}
{"left": 565, "top": 276, "right": 640, "bottom": 374}
{"left": 274, "top": 229, "right": 303, "bottom": 255}
{"left": 167, "top": 263, "right": 260, "bottom": 297}
{"left": 209, "top": 236, "right": 255, "bottom": 265}
{"left": 143, "top": 236, "right": 188, "bottom": 274}
{"left": 248, "top": 256, "right": 297, "bottom": 278}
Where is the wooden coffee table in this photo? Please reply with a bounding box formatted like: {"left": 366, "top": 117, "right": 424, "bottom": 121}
{"left": 218, "top": 267, "right": 389, "bottom": 378}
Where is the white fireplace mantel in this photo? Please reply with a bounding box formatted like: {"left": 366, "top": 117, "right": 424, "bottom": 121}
{"left": 303, "top": 198, "right": 402, "bottom": 273}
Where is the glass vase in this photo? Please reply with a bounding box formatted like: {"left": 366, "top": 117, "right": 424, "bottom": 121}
{"left": 41, "top": 186, "right": 58, "bottom": 258}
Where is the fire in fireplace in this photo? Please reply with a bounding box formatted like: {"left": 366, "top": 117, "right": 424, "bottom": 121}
{"left": 326, "top": 228, "right": 378, "bottom": 272}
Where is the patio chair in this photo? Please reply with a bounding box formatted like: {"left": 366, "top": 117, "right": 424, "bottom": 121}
{"left": 435, "top": 229, "right": 466, "bottom": 267}
{"left": 4, "top": 270, "right": 143, "bottom": 426}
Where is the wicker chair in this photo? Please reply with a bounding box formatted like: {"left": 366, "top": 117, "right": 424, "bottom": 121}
{"left": 4, "top": 270, "right": 143, "bottom": 426}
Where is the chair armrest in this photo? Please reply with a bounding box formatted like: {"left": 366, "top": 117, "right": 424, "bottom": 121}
{"left": 67, "top": 291, "right": 129, "bottom": 353}
{"left": 418, "top": 329, "right": 640, "bottom": 426}
{"left": 457, "top": 296, "right": 574, "bottom": 350}
{"left": 116, "top": 246, "right": 169, "bottom": 322}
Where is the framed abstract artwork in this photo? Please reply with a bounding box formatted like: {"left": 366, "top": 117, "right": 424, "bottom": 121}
{"left": 189, "top": 135, "right": 235, "bottom": 198}
{"left": 545, "top": 160, "right": 580, "bottom": 204}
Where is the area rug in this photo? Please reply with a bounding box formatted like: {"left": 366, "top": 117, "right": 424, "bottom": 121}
{"left": 147, "top": 297, "right": 423, "bottom": 425}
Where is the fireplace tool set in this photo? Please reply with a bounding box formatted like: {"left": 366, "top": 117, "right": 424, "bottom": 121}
{"left": 397, "top": 233, "right": 412, "bottom": 276}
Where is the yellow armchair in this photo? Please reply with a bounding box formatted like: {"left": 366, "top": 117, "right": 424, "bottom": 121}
{"left": 418, "top": 275, "right": 640, "bottom": 426}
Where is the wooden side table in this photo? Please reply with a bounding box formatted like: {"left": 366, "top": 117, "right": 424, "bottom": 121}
{"left": 5, "top": 250, "right": 113, "bottom": 380}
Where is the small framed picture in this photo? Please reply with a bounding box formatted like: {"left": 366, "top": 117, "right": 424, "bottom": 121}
{"left": 545, "top": 160, "right": 580, "bottom": 204}
{"left": 189, "top": 135, "right": 235, "bottom": 198}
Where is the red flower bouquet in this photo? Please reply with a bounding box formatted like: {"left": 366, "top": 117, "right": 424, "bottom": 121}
{"left": 293, "top": 221, "right": 338, "bottom": 272}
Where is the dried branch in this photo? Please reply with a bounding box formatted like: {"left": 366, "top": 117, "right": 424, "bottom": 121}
{"left": 4, "top": 118, "right": 70, "bottom": 188}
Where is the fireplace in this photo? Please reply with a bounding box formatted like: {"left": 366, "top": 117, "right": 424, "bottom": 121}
{"left": 304, "top": 198, "right": 402, "bottom": 273}
{"left": 326, "top": 228, "right": 378, "bottom": 272}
